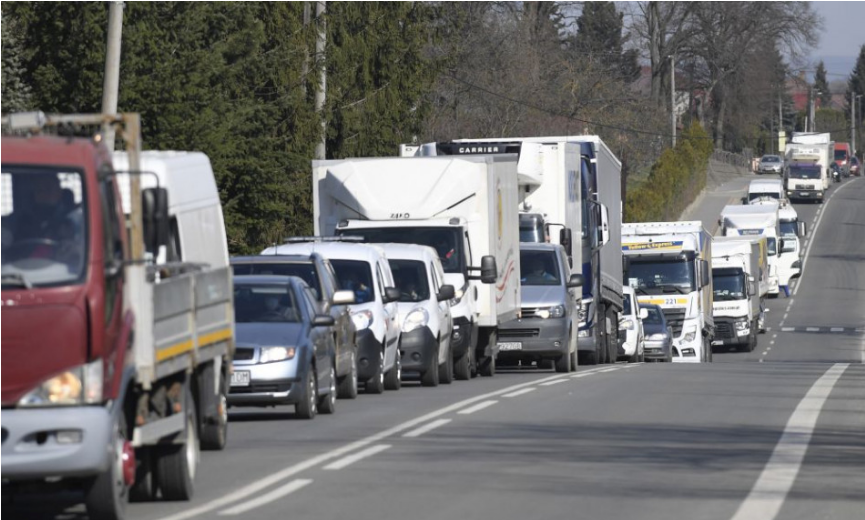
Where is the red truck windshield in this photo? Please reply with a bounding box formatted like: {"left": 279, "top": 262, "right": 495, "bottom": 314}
{"left": 1, "top": 167, "right": 88, "bottom": 288}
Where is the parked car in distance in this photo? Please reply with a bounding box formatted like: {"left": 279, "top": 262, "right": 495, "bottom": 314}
{"left": 496, "top": 243, "right": 584, "bottom": 373}
{"left": 231, "top": 254, "right": 359, "bottom": 399}
{"left": 758, "top": 155, "right": 783, "bottom": 175}
{"left": 379, "top": 243, "right": 455, "bottom": 386}
{"left": 850, "top": 156, "right": 860, "bottom": 176}
{"left": 618, "top": 286, "right": 645, "bottom": 363}
{"left": 229, "top": 276, "right": 339, "bottom": 419}
{"left": 265, "top": 240, "right": 402, "bottom": 394}
{"left": 640, "top": 304, "right": 674, "bottom": 363}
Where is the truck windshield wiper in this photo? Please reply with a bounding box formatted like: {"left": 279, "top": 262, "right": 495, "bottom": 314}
{"left": 634, "top": 287, "right": 649, "bottom": 295}
{"left": 661, "top": 285, "right": 688, "bottom": 294}
{"left": 1, "top": 272, "right": 32, "bottom": 289}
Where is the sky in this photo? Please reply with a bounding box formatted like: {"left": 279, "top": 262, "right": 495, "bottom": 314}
{"left": 809, "top": 1, "right": 865, "bottom": 80}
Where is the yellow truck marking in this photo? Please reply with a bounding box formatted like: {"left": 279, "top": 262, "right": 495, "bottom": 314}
{"left": 156, "top": 327, "right": 233, "bottom": 363}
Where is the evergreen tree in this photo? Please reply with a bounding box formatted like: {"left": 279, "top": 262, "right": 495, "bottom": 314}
{"left": 814, "top": 60, "right": 831, "bottom": 107}
{"left": 571, "top": 2, "right": 639, "bottom": 82}
{"left": 1, "top": 12, "right": 33, "bottom": 113}
{"left": 846, "top": 45, "right": 865, "bottom": 155}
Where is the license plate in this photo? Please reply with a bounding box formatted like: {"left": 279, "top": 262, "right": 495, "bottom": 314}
{"left": 230, "top": 371, "right": 250, "bottom": 387}
{"left": 498, "top": 342, "right": 522, "bottom": 351}
{"left": 712, "top": 340, "right": 723, "bottom": 346}
{"left": 799, "top": 192, "right": 810, "bottom": 197}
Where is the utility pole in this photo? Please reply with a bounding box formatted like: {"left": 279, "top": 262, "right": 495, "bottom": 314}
{"left": 852, "top": 91, "right": 856, "bottom": 155}
{"left": 314, "top": 1, "right": 327, "bottom": 161}
{"left": 101, "top": 1, "right": 124, "bottom": 151}
{"left": 809, "top": 86, "right": 819, "bottom": 133}
{"left": 670, "top": 54, "right": 676, "bottom": 147}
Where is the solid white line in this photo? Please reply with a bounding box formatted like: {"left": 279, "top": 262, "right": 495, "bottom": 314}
{"left": 156, "top": 371, "right": 575, "bottom": 520}
{"left": 830, "top": 327, "right": 844, "bottom": 332}
{"left": 457, "top": 400, "right": 498, "bottom": 415}
{"left": 503, "top": 387, "right": 537, "bottom": 398}
{"left": 730, "top": 363, "right": 849, "bottom": 520}
{"left": 323, "top": 444, "right": 392, "bottom": 471}
{"left": 597, "top": 367, "right": 620, "bottom": 373}
{"left": 781, "top": 327, "right": 795, "bottom": 332}
{"left": 540, "top": 379, "right": 568, "bottom": 386}
{"left": 219, "top": 479, "right": 312, "bottom": 516}
{"left": 571, "top": 372, "right": 595, "bottom": 379}
{"left": 402, "top": 419, "right": 453, "bottom": 438}
{"left": 806, "top": 327, "right": 819, "bottom": 332}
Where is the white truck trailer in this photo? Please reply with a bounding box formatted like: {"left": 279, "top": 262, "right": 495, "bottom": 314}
{"left": 622, "top": 222, "right": 714, "bottom": 363}
{"left": 785, "top": 133, "right": 833, "bottom": 201}
{"left": 711, "top": 237, "right": 767, "bottom": 352}
{"left": 719, "top": 203, "right": 782, "bottom": 297}
{"left": 401, "top": 136, "right": 623, "bottom": 365}
{"left": 312, "top": 155, "right": 520, "bottom": 378}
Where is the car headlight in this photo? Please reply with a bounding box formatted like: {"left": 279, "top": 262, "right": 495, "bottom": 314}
{"left": 259, "top": 346, "right": 297, "bottom": 364}
{"left": 402, "top": 307, "right": 429, "bottom": 333}
{"left": 683, "top": 327, "right": 697, "bottom": 343}
{"left": 734, "top": 320, "right": 750, "bottom": 331}
{"left": 18, "top": 359, "right": 103, "bottom": 407}
{"left": 351, "top": 310, "right": 374, "bottom": 330}
{"left": 647, "top": 333, "right": 668, "bottom": 341}
{"left": 619, "top": 318, "right": 635, "bottom": 330}
{"left": 537, "top": 304, "right": 566, "bottom": 319}
{"left": 578, "top": 329, "right": 591, "bottom": 338}
{"left": 449, "top": 288, "right": 465, "bottom": 307}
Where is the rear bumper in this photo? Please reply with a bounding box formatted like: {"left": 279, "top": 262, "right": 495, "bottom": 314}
{"left": 399, "top": 327, "right": 438, "bottom": 372}
{"left": 497, "top": 317, "right": 570, "bottom": 358}
{"left": 1, "top": 406, "right": 112, "bottom": 481}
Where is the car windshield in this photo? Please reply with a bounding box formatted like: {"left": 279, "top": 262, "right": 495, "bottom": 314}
{"left": 330, "top": 259, "right": 375, "bottom": 304}
{"left": 232, "top": 262, "right": 322, "bottom": 301}
{"left": 713, "top": 269, "right": 746, "bottom": 301}
{"left": 1, "top": 167, "right": 88, "bottom": 289}
{"left": 342, "top": 227, "right": 463, "bottom": 274}
{"left": 780, "top": 221, "right": 797, "bottom": 237}
{"left": 834, "top": 150, "right": 848, "bottom": 161}
{"left": 625, "top": 258, "right": 696, "bottom": 293}
{"left": 788, "top": 165, "right": 821, "bottom": 179}
{"left": 234, "top": 284, "right": 301, "bottom": 323}
{"left": 520, "top": 249, "right": 561, "bottom": 286}
{"left": 642, "top": 306, "right": 663, "bottom": 325}
{"left": 519, "top": 215, "right": 545, "bottom": 243}
{"left": 749, "top": 192, "right": 780, "bottom": 202}
{"left": 389, "top": 259, "right": 430, "bottom": 302}
{"left": 761, "top": 156, "right": 780, "bottom": 163}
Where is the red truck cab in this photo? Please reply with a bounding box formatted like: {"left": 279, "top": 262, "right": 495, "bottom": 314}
{"left": 834, "top": 142, "right": 851, "bottom": 176}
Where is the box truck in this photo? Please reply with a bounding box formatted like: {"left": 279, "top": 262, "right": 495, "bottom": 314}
{"left": 719, "top": 203, "right": 782, "bottom": 297}
{"left": 710, "top": 237, "right": 768, "bottom": 352}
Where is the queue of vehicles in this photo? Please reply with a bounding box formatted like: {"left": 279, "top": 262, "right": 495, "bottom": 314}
{"left": 0, "top": 111, "right": 834, "bottom": 519}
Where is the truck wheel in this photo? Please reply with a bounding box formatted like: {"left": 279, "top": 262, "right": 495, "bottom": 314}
{"left": 318, "top": 363, "right": 337, "bottom": 415}
{"left": 478, "top": 330, "right": 497, "bottom": 377}
{"left": 439, "top": 339, "right": 454, "bottom": 384}
{"left": 454, "top": 351, "right": 471, "bottom": 380}
{"left": 200, "top": 363, "right": 228, "bottom": 451}
{"left": 86, "top": 411, "right": 131, "bottom": 520}
{"left": 295, "top": 366, "right": 318, "bottom": 420}
{"left": 337, "top": 350, "right": 359, "bottom": 399}
{"left": 384, "top": 350, "right": 402, "bottom": 390}
{"left": 554, "top": 351, "right": 571, "bottom": 373}
{"left": 156, "top": 388, "right": 199, "bottom": 501}
{"left": 366, "top": 350, "right": 385, "bottom": 394}
{"left": 421, "top": 345, "right": 440, "bottom": 387}
{"left": 130, "top": 448, "right": 155, "bottom": 502}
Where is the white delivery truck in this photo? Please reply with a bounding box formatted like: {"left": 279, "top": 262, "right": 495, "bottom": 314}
{"left": 777, "top": 204, "right": 805, "bottom": 288}
{"left": 785, "top": 133, "right": 834, "bottom": 201}
{"left": 710, "top": 237, "right": 767, "bottom": 352}
{"left": 402, "top": 136, "right": 623, "bottom": 365}
{"left": 719, "top": 203, "right": 782, "bottom": 297}
{"left": 621, "top": 222, "right": 714, "bottom": 363}
{"left": 313, "top": 155, "right": 520, "bottom": 378}
{"left": 745, "top": 178, "right": 787, "bottom": 205}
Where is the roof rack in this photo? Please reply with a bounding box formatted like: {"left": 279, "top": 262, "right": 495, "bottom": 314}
{"left": 283, "top": 236, "right": 365, "bottom": 244}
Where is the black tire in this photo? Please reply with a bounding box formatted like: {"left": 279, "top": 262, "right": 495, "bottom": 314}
{"left": 295, "top": 366, "right": 318, "bottom": 420}
{"left": 318, "top": 363, "right": 337, "bottom": 415}
{"left": 581, "top": 348, "right": 599, "bottom": 366}
{"left": 469, "top": 344, "right": 478, "bottom": 378}
{"left": 478, "top": 330, "right": 496, "bottom": 377}
{"left": 421, "top": 345, "right": 440, "bottom": 387}
{"left": 366, "top": 350, "right": 385, "bottom": 394}
{"left": 85, "top": 411, "right": 130, "bottom": 519}
{"left": 554, "top": 350, "right": 571, "bottom": 373}
{"left": 384, "top": 349, "right": 402, "bottom": 390}
{"left": 439, "top": 340, "right": 454, "bottom": 384}
{"left": 337, "top": 350, "right": 359, "bottom": 399}
{"left": 129, "top": 448, "right": 155, "bottom": 503}
{"left": 200, "top": 363, "right": 228, "bottom": 451}
{"left": 155, "top": 388, "right": 199, "bottom": 501}
{"left": 454, "top": 350, "right": 471, "bottom": 380}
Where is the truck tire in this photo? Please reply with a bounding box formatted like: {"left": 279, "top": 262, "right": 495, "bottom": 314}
{"left": 581, "top": 349, "right": 598, "bottom": 366}
{"left": 366, "top": 350, "right": 385, "bottom": 394}
{"left": 478, "top": 330, "right": 497, "bottom": 377}
{"left": 130, "top": 448, "right": 156, "bottom": 502}
{"left": 200, "top": 363, "right": 228, "bottom": 451}
{"left": 295, "top": 365, "right": 318, "bottom": 420}
{"left": 337, "top": 350, "right": 359, "bottom": 399}
{"left": 384, "top": 350, "right": 402, "bottom": 390}
{"left": 156, "top": 388, "right": 199, "bottom": 501}
{"left": 421, "top": 345, "right": 440, "bottom": 387}
{"left": 86, "top": 411, "right": 131, "bottom": 520}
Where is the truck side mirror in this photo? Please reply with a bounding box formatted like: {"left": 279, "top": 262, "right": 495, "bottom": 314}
{"left": 437, "top": 284, "right": 455, "bottom": 302}
{"left": 142, "top": 187, "right": 170, "bottom": 255}
{"left": 748, "top": 276, "right": 756, "bottom": 296}
{"left": 383, "top": 287, "right": 400, "bottom": 304}
{"left": 480, "top": 255, "right": 497, "bottom": 284}
{"left": 798, "top": 221, "right": 807, "bottom": 237}
{"left": 559, "top": 228, "right": 572, "bottom": 252}
{"left": 566, "top": 274, "right": 584, "bottom": 288}
{"left": 700, "top": 260, "right": 710, "bottom": 288}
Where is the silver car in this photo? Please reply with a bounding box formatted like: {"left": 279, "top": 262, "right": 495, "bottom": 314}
{"left": 640, "top": 304, "right": 673, "bottom": 362}
{"left": 758, "top": 155, "right": 783, "bottom": 175}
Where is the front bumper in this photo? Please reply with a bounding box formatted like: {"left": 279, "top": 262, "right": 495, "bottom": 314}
{"left": 1, "top": 406, "right": 113, "bottom": 481}
{"left": 399, "top": 326, "right": 438, "bottom": 372}
{"left": 787, "top": 189, "right": 823, "bottom": 200}
{"left": 496, "top": 317, "right": 570, "bottom": 359}
{"left": 229, "top": 357, "right": 304, "bottom": 406}
{"left": 712, "top": 317, "right": 751, "bottom": 347}
{"left": 643, "top": 338, "right": 671, "bottom": 360}
{"left": 356, "top": 329, "right": 384, "bottom": 381}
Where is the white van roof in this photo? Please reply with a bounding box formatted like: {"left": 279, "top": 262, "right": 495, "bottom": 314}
{"left": 375, "top": 243, "right": 439, "bottom": 263}
{"left": 263, "top": 241, "right": 387, "bottom": 264}
{"left": 113, "top": 151, "right": 219, "bottom": 214}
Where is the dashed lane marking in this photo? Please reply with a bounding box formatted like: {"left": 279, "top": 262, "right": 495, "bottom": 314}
{"left": 219, "top": 479, "right": 313, "bottom": 516}
{"left": 502, "top": 387, "right": 537, "bottom": 398}
{"left": 540, "top": 379, "right": 568, "bottom": 387}
{"left": 402, "top": 419, "right": 452, "bottom": 438}
{"left": 457, "top": 400, "right": 498, "bottom": 415}
{"left": 779, "top": 327, "right": 864, "bottom": 334}
{"left": 323, "top": 444, "right": 392, "bottom": 471}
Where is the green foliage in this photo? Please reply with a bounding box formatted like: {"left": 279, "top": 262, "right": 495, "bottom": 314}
{"left": 625, "top": 123, "right": 712, "bottom": 223}
{"left": 571, "top": 2, "right": 639, "bottom": 82}
{"left": 1, "top": 12, "right": 33, "bottom": 113}
{"left": 814, "top": 108, "right": 848, "bottom": 145}
{"left": 814, "top": 61, "right": 831, "bottom": 107}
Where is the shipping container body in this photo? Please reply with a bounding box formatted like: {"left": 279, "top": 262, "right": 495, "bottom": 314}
{"left": 720, "top": 203, "right": 782, "bottom": 295}
{"left": 711, "top": 238, "right": 765, "bottom": 349}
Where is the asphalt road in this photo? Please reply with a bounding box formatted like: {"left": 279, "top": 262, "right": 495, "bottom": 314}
{"left": 8, "top": 177, "right": 864, "bottom": 520}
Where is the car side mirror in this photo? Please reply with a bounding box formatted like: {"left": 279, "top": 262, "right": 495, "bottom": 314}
{"left": 479, "top": 255, "right": 497, "bottom": 284}
{"left": 383, "top": 286, "right": 400, "bottom": 304}
{"left": 639, "top": 308, "right": 649, "bottom": 320}
{"left": 437, "top": 284, "right": 455, "bottom": 302}
{"left": 566, "top": 274, "right": 584, "bottom": 288}
{"left": 312, "top": 314, "right": 335, "bottom": 327}
{"left": 332, "top": 290, "right": 355, "bottom": 305}
{"left": 142, "top": 187, "right": 170, "bottom": 255}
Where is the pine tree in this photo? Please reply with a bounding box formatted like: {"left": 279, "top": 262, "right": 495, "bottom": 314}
{"left": 1, "top": 12, "right": 33, "bottom": 113}
{"left": 571, "top": 2, "right": 639, "bottom": 83}
{"left": 814, "top": 60, "right": 831, "bottom": 107}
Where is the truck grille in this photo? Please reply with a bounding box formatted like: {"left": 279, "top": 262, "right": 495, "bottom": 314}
{"left": 661, "top": 308, "right": 687, "bottom": 337}
{"left": 794, "top": 184, "right": 811, "bottom": 190}
{"left": 230, "top": 383, "right": 292, "bottom": 394}
{"left": 520, "top": 307, "right": 545, "bottom": 318}
{"left": 499, "top": 329, "right": 540, "bottom": 338}
{"left": 234, "top": 348, "right": 255, "bottom": 361}
{"left": 714, "top": 320, "right": 735, "bottom": 340}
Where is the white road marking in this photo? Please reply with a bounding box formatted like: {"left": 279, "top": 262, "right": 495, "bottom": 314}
{"left": 571, "top": 372, "right": 595, "bottom": 379}
{"left": 597, "top": 367, "right": 621, "bottom": 373}
{"left": 218, "top": 479, "right": 312, "bottom": 516}
{"left": 782, "top": 313, "right": 789, "bottom": 321}
{"left": 502, "top": 387, "right": 537, "bottom": 398}
{"left": 156, "top": 370, "right": 580, "bottom": 520}
{"left": 830, "top": 327, "right": 844, "bottom": 332}
{"left": 402, "top": 419, "right": 453, "bottom": 438}
{"left": 781, "top": 327, "right": 794, "bottom": 332}
{"left": 540, "top": 379, "right": 568, "bottom": 386}
{"left": 730, "top": 364, "right": 849, "bottom": 520}
{"left": 767, "top": 347, "right": 772, "bottom": 351}
{"left": 457, "top": 400, "right": 499, "bottom": 415}
{"left": 324, "top": 444, "right": 392, "bottom": 470}
{"left": 772, "top": 333, "right": 778, "bottom": 339}
{"left": 770, "top": 341, "right": 775, "bottom": 345}
{"left": 759, "top": 359, "right": 764, "bottom": 363}
{"left": 806, "top": 327, "right": 819, "bottom": 332}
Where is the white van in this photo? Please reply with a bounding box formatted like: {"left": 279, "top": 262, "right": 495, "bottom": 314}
{"left": 263, "top": 240, "right": 402, "bottom": 394}
{"left": 378, "top": 243, "right": 455, "bottom": 386}
{"left": 113, "top": 151, "right": 228, "bottom": 267}
{"left": 746, "top": 179, "right": 787, "bottom": 206}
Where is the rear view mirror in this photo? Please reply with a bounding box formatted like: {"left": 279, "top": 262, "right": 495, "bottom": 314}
{"left": 383, "top": 286, "right": 400, "bottom": 304}
{"left": 332, "top": 290, "right": 355, "bottom": 305}
{"left": 313, "top": 314, "right": 335, "bottom": 327}
{"left": 479, "top": 255, "right": 497, "bottom": 284}
{"left": 566, "top": 274, "right": 584, "bottom": 288}
{"left": 142, "top": 187, "right": 169, "bottom": 255}
{"left": 798, "top": 221, "right": 807, "bottom": 237}
{"left": 639, "top": 308, "right": 649, "bottom": 320}
{"left": 437, "top": 284, "right": 455, "bottom": 302}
